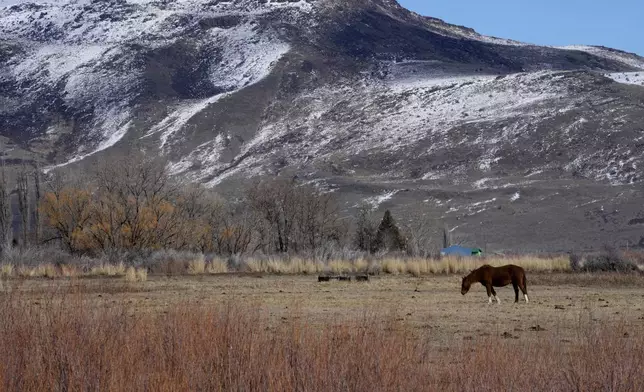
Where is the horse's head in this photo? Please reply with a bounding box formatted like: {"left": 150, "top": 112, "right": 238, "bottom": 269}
{"left": 461, "top": 276, "right": 471, "bottom": 295}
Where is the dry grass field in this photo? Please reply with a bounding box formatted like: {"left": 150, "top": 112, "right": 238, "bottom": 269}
{"left": 1, "top": 272, "right": 644, "bottom": 391}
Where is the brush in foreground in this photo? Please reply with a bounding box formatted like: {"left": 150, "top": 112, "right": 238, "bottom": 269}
{"left": 0, "top": 292, "right": 642, "bottom": 392}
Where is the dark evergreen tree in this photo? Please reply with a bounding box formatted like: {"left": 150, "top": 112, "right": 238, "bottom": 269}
{"left": 372, "top": 210, "right": 406, "bottom": 253}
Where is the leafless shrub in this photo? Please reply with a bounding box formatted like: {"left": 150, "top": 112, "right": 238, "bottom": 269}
{"left": 569, "top": 252, "right": 583, "bottom": 271}
{"left": 581, "top": 246, "right": 639, "bottom": 273}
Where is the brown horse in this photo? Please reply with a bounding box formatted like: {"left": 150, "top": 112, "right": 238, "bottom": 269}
{"left": 461, "top": 264, "right": 529, "bottom": 304}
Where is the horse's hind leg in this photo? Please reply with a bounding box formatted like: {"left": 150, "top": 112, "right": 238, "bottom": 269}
{"left": 520, "top": 276, "right": 529, "bottom": 303}
{"left": 512, "top": 283, "right": 519, "bottom": 303}
{"left": 486, "top": 284, "right": 493, "bottom": 304}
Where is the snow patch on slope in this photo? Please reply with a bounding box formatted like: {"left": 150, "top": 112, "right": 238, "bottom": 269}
{"left": 606, "top": 72, "right": 644, "bottom": 86}
{"left": 199, "top": 71, "right": 575, "bottom": 185}
{"left": 365, "top": 191, "right": 400, "bottom": 208}
{"left": 208, "top": 24, "right": 290, "bottom": 91}
{"left": 145, "top": 22, "right": 290, "bottom": 153}
{"left": 11, "top": 44, "right": 106, "bottom": 84}
{"left": 559, "top": 46, "right": 644, "bottom": 70}
{"left": 1, "top": 0, "right": 303, "bottom": 170}
{"left": 145, "top": 94, "right": 229, "bottom": 148}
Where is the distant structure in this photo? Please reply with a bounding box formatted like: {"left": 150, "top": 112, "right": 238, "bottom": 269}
{"left": 440, "top": 245, "right": 483, "bottom": 257}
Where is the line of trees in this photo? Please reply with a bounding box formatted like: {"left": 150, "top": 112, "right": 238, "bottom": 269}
{"left": 1, "top": 153, "right": 439, "bottom": 260}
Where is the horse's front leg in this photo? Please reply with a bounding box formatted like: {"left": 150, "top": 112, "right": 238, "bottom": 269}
{"left": 491, "top": 287, "right": 500, "bottom": 304}
{"left": 485, "top": 283, "right": 493, "bottom": 304}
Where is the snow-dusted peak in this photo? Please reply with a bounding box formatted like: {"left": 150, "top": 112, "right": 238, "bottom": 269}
{"left": 558, "top": 45, "right": 644, "bottom": 71}
{"left": 0, "top": 0, "right": 313, "bottom": 44}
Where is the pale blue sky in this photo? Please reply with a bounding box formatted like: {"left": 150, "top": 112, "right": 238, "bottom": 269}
{"left": 399, "top": 0, "right": 643, "bottom": 55}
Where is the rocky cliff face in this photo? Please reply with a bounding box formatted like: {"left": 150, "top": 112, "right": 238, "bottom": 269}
{"left": 1, "top": 0, "right": 643, "bottom": 251}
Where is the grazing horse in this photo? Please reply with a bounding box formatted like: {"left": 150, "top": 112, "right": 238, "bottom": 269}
{"left": 461, "top": 264, "right": 529, "bottom": 304}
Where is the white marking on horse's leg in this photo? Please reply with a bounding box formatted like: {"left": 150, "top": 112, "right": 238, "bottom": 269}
{"left": 488, "top": 296, "right": 493, "bottom": 304}
{"left": 524, "top": 294, "right": 529, "bottom": 303}
{"left": 495, "top": 295, "right": 501, "bottom": 304}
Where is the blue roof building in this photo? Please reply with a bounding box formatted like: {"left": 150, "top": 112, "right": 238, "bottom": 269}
{"left": 440, "top": 245, "right": 483, "bottom": 257}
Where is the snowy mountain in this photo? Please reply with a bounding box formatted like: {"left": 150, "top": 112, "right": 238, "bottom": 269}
{"left": 2, "top": 0, "right": 644, "bottom": 251}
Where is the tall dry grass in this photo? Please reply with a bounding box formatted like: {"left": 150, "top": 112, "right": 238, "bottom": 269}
{"left": 187, "top": 254, "right": 206, "bottom": 274}
{"left": 89, "top": 262, "right": 126, "bottom": 277}
{"left": 0, "top": 291, "right": 642, "bottom": 392}
{"left": 124, "top": 267, "right": 148, "bottom": 282}
{"left": 206, "top": 258, "right": 229, "bottom": 274}
{"left": 398, "top": 255, "right": 571, "bottom": 277}
{"left": 0, "top": 264, "right": 13, "bottom": 278}
{"left": 0, "top": 254, "right": 576, "bottom": 279}
{"left": 239, "top": 255, "right": 569, "bottom": 276}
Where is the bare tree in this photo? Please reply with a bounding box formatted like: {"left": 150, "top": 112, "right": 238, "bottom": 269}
{"left": 401, "top": 217, "right": 438, "bottom": 257}
{"left": 175, "top": 185, "right": 224, "bottom": 252}
{"left": 90, "top": 153, "right": 183, "bottom": 253}
{"left": 443, "top": 223, "right": 451, "bottom": 249}
{"left": 211, "top": 203, "right": 256, "bottom": 255}
{"left": 0, "top": 160, "right": 12, "bottom": 254}
{"left": 41, "top": 172, "right": 93, "bottom": 253}
{"left": 16, "top": 165, "right": 30, "bottom": 248}
{"left": 294, "top": 185, "right": 342, "bottom": 253}
{"left": 247, "top": 178, "right": 299, "bottom": 253}
{"left": 247, "top": 177, "right": 343, "bottom": 254}
{"left": 32, "top": 163, "right": 42, "bottom": 244}
{"left": 353, "top": 203, "right": 377, "bottom": 253}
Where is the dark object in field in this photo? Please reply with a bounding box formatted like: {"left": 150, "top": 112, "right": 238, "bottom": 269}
{"left": 501, "top": 331, "right": 518, "bottom": 339}
{"left": 554, "top": 305, "right": 565, "bottom": 310}
{"left": 461, "top": 264, "right": 529, "bottom": 304}
{"left": 318, "top": 275, "right": 367, "bottom": 282}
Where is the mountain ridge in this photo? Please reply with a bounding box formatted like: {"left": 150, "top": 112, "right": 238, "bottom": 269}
{"left": 1, "top": 0, "right": 644, "bottom": 251}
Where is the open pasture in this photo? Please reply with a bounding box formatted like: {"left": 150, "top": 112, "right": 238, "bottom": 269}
{"left": 4, "top": 272, "right": 644, "bottom": 344}
{"left": 2, "top": 272, "right": 644, "bottom": 391}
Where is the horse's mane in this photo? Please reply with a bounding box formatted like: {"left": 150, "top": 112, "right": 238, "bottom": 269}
{"left": 464, "top": 264, "right": 492, "bottom": 283}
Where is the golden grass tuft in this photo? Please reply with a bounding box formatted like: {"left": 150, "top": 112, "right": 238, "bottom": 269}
{"left": 136, "top": 267, "right": 148, "bottom": 282}
{"left": 16, "top": 264, "right": 59, "bottom": 278}
{"left": 326, "top": 260, "right": 353, "bottom": 274}
{"left": 0, "top": 264, "right": 14, "bottom": 278}
{"left": 90, "top": 262, "right": 126, "bottom": 277}
{"left": 124, "top": 266, "right": 137, "bottom": 282}
{"left": 206, "top": 258, "right": 229, "bottom": 274}
{"left": 125, "top": 267, "right": 148, "bottom": 282}
{"left": 59, "top": 264, "right": 80, "bottom": 278}
{"left": 381, "top": 258, "right": 406, "bottom": 275}
{"left": 244, "top": 258, "right": 318, "bottom": 275}
{"left": 188, "top": 254, "right": 206, "bottom": 274}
